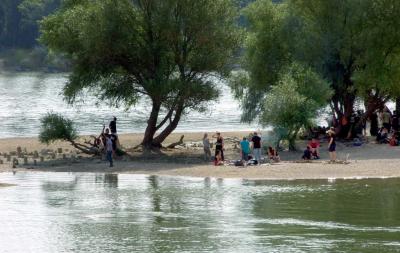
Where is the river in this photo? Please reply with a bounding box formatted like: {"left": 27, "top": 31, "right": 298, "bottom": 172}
{"left": 0, "top": 72, "right": 257, "bottom": 138}
{"left": 1, "top": 172, "right": 399, "bottom": 252}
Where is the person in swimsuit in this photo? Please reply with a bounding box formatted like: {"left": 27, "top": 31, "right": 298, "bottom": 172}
{"left": 212, "top": 132, "right": 224, "bottom": 161}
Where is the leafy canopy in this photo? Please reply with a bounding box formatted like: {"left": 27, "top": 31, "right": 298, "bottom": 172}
{"left": 40, "top": 0, "right": 241, "bottom": 107}
{"left": 234, "top": 0, "right": 400, "bottom": 127}
{"left": 40, "top": 0, "right": 242, "bottom": 146}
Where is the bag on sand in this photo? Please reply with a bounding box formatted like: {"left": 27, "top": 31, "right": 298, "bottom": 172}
{"left": 234, "top": 160, "right": 244, "bottom": 166}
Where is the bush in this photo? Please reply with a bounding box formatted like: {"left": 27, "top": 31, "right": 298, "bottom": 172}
{"left": 39, "top": 113, "right": 78, "bottom": 144}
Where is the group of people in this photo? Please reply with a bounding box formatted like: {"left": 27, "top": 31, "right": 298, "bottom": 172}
{"left": 371, "top": 108, "right": 400, "bottom": 145}
{"left": 92, "top": 117, "right": 118, "bottom": 167}
{"left": 202, "top": 131, "right": 280, "bottom": 166}
{"left": 302, "top": 127, "right": 336, "bottom": 162}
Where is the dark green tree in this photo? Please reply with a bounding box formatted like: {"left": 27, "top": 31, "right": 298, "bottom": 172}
{"left": 233, "top": 0, "right": 400, "bottom": 137}
{"left": 40, "top": 0, "right": 241, "bottom": 149}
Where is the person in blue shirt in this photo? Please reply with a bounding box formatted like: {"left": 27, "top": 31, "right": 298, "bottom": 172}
{"left": 240, "top": 137, "right": 250, "bottom": 162}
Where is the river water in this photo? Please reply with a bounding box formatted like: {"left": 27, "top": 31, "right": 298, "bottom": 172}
{"left": 0, "top": 172, "right": 399, "bottom": 252}
{"left": 0, "top": 72, "right": 257, "bottom": 138}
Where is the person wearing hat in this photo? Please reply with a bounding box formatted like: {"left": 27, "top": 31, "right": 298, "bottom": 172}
{"left": 327, "top": 128, "right": 336, "bottom": 162}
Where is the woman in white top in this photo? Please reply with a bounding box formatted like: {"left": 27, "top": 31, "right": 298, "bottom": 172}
{"left": 202, "top": 133, "right": 211, "bottom": 161}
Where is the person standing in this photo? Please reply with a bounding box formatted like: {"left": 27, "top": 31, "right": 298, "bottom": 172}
{"left": 328, "top": 128, "right": 337, "bottom": 162}
{"left": 109, "top": 116, "right": 117, "bottom": 135}
{"left": 213, "top": 132, "right": 224, "bottom": 161}
{"left": 382, "top": 108, "right": 391, "bottom": 131}
{"left": 369, "top": 112, "right": 378, "bottom": 136}
{"left": 251, "top": 132, "right": 262, "bottom": 165}
{"left": 240, "top": 137, "right": 250, "bottom": 162}
{"left": 102, "top": 128, "right": 114, "bottom": 167}
{"left": 202, "top": 133, "right": 212, "bottom": 161}
{"left": 109, "top": 116, "right": 120, "bottom": 150}
{"left": 392, "top": 111, "right": 399, "bottom": 132}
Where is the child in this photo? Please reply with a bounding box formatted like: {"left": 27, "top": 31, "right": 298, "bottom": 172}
{"left": 268, "top": 146, "right": 280, "bottom": 162}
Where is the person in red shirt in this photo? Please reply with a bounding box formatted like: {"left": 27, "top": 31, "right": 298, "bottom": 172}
{"left": 308, "top": 138, "right": 320, "bottom": 159}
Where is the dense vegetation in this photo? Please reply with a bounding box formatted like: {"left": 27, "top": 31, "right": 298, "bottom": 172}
{"left": 232, "top": 0, "right": 400, "bottom": 147}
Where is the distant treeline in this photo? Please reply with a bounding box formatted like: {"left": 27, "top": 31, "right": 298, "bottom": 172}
{"left": 0, "top": 0, "right": 259, "bottom": 72}
{"left": 0, "top": 0, "right": 70, "bottom": 71}
{"left": 0, "top": 0, "right": 61, "bottom": 49}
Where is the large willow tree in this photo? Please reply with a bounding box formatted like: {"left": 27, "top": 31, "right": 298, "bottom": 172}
{"left": 234, "top": 0, "right": 400, "bottom": 137}
{"left": 40, "top": 0, "right": 241, "bottom": 148}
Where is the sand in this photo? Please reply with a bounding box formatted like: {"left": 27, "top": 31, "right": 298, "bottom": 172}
{"left": 1, "top": 131, "right": 400, "bottom": 180}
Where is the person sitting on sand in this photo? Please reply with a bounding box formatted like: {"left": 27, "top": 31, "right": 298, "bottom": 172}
{"left": 302, "top": 146, "right": 312, "bottom": 160}
{"left": 214, "top": 150, "right": 224, "bottom": 166}
{"left": 212, "top": 132, "right": 224, "bottom": 161}
{"left": 376, "top": 127, "right": 389, "bottom": 144}
{"left": 267, "top": 146, "right": 280, "bottom": 162}
{"left": 308, "top": 138, "right": 320, "bottom": 159}
{"left": 389, "top": 132, "right": 399, "bottom": 146}
{"left": 327, "top": 129, "right": 337, "bottom": 162}
{"left": 202, "top": 133, "right": 211, "bottom": 161}
{"left": 240, "top": 137, "right": 250, "bottom": 162}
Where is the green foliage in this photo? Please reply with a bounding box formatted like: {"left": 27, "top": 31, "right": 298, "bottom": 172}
{"left": 40, "top": 0, "right": 242, "bottom": 146}
{"left": 234, "top": 0, "right": 400, "bottom": 130}
{"left": 260, "top": 63, "right": 331, "bottom": 149}
{"left": 39, "top": 113, "right": 78, "bottom": 144}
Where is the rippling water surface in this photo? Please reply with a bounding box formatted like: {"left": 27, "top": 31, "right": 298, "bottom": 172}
{"left": 1, "top": 173, "right": 400, "bottom": 252}
{"left": 0, "top": 72, "right": 257, "bottom": 138}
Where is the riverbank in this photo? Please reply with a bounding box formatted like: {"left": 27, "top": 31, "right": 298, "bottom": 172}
{"left": 1, "top": 131, "right": 400, "bottom": 180}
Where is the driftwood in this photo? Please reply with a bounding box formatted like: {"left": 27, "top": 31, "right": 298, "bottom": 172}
{"left": 69, "top": 140, "right": 100, "bottom": 155}
{"left": 166, "top": 135, "right": 185, "bottom": 149}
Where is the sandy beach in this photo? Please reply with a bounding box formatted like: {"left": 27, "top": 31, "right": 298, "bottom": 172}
{"left": 1, "top": 131, "right": 400, "bottom": 180}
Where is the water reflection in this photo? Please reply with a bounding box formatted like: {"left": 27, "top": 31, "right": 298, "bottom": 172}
{"left": 0, "top": 173, "right": 400, "bottom": 252}
{"left": 103, "top": 173, "right": 118, "bottom": 188}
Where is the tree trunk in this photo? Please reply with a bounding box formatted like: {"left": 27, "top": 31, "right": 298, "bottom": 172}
{"left": 141, "top": 100, "right": 161, "bottom": 149}
{"left": 152, "top": 103, "right": 184, "bottom": 146}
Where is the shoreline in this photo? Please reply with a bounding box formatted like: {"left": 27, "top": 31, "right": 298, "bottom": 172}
{"left": 1, "top": 131, "right": 400, "bottom": 181}
{"left": 2, "top": 158, "right": 400, "bottom": 181}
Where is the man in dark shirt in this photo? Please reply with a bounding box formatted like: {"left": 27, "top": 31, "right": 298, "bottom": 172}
{"left": 251, "top": 132, "right": 262, "bottom": 164}
{"left": 302, "top": 146, "right": 312, "bottom": 160}
{"left": 109, "top": 116, "right": 117, "bottom": 135}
